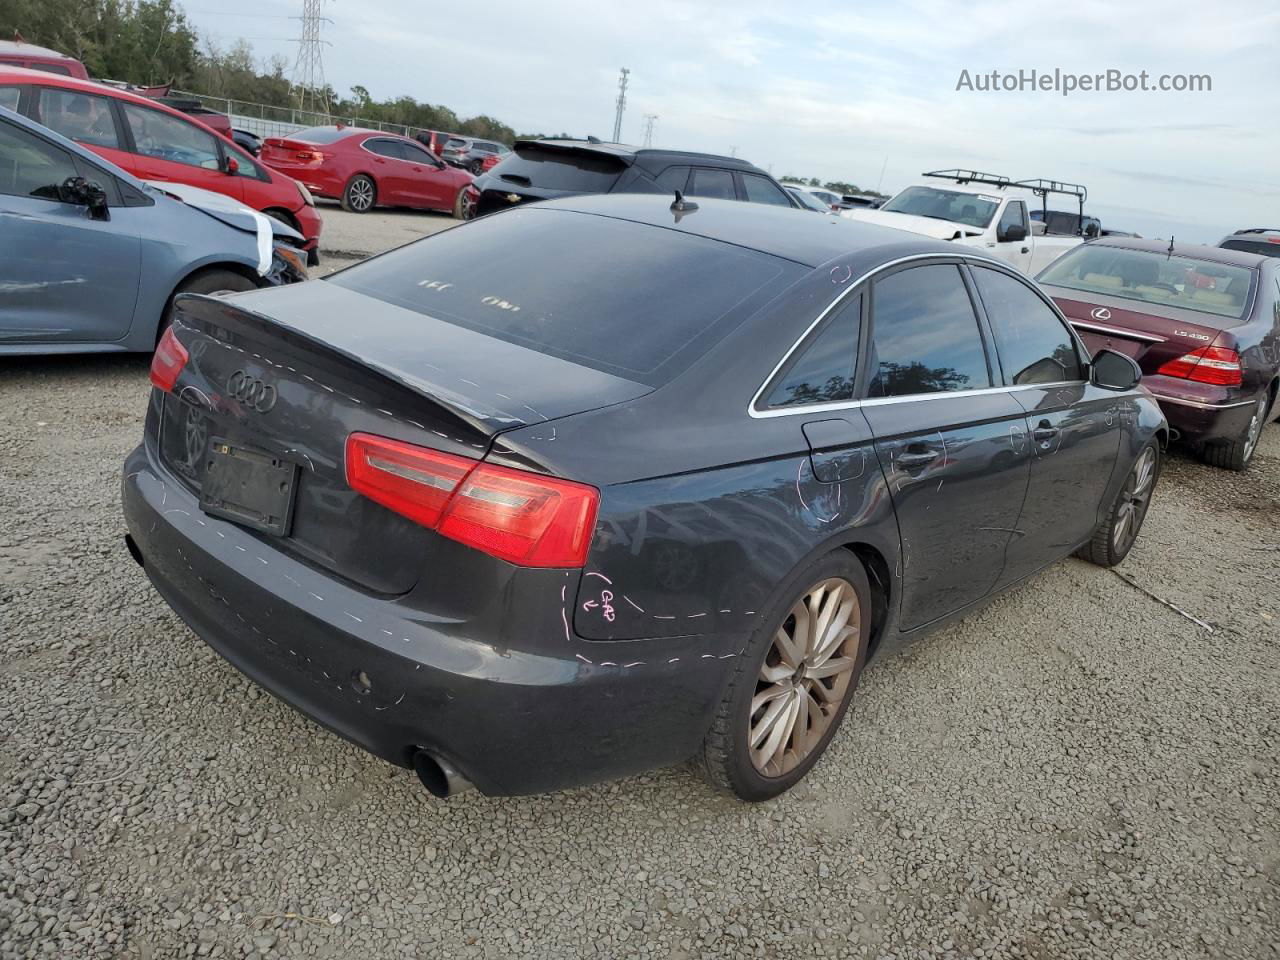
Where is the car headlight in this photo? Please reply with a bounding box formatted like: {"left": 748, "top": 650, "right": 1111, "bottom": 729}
{"left": 294, "top": 179, "right": 315, "bottom": 207}
{"left": 273, "top": 244, "right": 308, "bottom": 280}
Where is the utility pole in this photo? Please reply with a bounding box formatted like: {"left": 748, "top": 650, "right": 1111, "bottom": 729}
{"left": 291, "top": 0, "right": 332, "bottom": 114}
{"left": 642, "top": 113, "right": 657, "bottom": 148}
{"left": 612, "top": 68, "right": 630, "bottom": 142}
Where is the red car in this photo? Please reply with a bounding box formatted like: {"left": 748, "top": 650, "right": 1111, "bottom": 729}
{"left": 260, "top": 126, "right": 474, "bottom": 217}
{"left": 0, "top": 67, "right": 322, "bottom": 262}
{"left": 0, "top": 39, "right": 89, "bottom": 79}
{"left": 1037, "top": 238, "right": 1280, "bottom": 471}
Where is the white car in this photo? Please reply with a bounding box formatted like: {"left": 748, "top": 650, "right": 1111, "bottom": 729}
{"left": 842, "top": 172, "right": 1084, "bottom": 275}
{"left": 780, "top": 183, "right": 846, "bottom": 212}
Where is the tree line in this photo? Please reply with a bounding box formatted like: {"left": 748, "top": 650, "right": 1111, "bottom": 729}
{"left": 0, "top": 0, "right": 533, "bottom": 141}
{"left": 782, "top": 175, "right": 887, "bottom": 199}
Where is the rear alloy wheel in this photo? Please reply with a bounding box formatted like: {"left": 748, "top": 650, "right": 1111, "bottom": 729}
{"left": 341, "top": 174, "right": 376, "bottom": 213}
{"left": 469, "top": 159, "right": 484, "bottom": 175}
{"left": 1079, "top": 440, "right": 1160, "bottom": 566}
{"left": 1200, "top": 390, "right": 1269, "bottom": 471}
{"left": 699, "top": 551, "right": 871, "bottom": 801}
{"left": 453, "top": 188, "right": 474, "bottom": 221}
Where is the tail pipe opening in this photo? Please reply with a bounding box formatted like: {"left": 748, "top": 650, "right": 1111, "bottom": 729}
{"left": 412, "top": 749, "right": 474, "bottom": 799}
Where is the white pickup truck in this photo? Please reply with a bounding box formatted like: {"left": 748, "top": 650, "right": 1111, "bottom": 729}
{"left": 842, "top": 171, "right": 1086, "bottom": 275}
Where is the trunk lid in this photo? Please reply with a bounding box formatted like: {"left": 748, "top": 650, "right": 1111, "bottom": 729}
{"left": 159, "top": 282, "right": 650, "bottom": 594}
{"left": 1049, "top": 291, "right": 1240, "bottom": 375}
{"left": 260, "top": 138, "right": 325, "bottom": 167}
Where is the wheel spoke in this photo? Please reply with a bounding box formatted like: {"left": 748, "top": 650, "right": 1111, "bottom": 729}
{"left": 807, "top": 655, "right": 858, "bottom": 680}
{"left": 772, "top": 626, "right": 804, "bottom": 669}
{"left": 811, "top": 597, "right": 857, "bottom": 665}
{"left": 750, "top": 683, "right": 790, "bottom": 719}
{"left": 759, "top": 661, "right": 792, "bottom": 683}
{"left": 808, "top": 582, "right": 841, "bottom": 658}
{"left": 750, "top": 691, "right": 792, "bottom": 749}
{"left": 769, "top": 694, "right": 801, "bottom": 767}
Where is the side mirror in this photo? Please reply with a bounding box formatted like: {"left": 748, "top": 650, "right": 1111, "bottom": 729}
{"left": 1083, "top": 221, "right": 1100, "bottom": 239}
{"left": 1090, "top": 348, "right": 1141, "bottom": 391}
{"left": 999, "top": 223, "right": 1027, "bottom": 243}
{"left": 224, "top": 155, "right": 240, "bottom": 175}
{"left": 59, "top": 176, "right": 109, "bottom": 221}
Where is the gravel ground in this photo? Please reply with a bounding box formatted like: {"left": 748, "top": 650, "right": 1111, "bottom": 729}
{"left": 0, "top": 207, "right": 1277, "bottom": 959}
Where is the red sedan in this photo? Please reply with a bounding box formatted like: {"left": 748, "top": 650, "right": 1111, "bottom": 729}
{"left": 0, "top": 67, "right": 322, "bottom": 261}
{"left": 260, "top": 126, "right": 474, "bottom": 217}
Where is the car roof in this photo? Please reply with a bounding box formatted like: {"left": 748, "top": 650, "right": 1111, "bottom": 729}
{"left": 1086, "top": 237, "right": 1270, "bottom": 269}
{"left": 0, "top": 65, "right": 231, "bottom": 128}
{"left": 533, "top": 193, "right": 964, "bottom": 268}
{"left": 0, "top": 40, "right": 80, "bottom": 62}
{"left": 518, "top": 138, "right": 759, "bottom": 169}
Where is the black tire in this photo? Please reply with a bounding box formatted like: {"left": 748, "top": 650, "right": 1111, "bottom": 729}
{"left": 452, "top": 188, "right": 473, "bottom": 220}
{"left": 697, "top": 549, "right": 872, "bottom": 802}
{"left": 1199, "top": 389, "right": 1269, "bottom": 471}
{"left": 159, "top": 269, "right": 257, "bottom": 343}
{"left": 263, "top": 207, "right": 300, "bottom": 232}
{"left": 469, "top": 160, "right": 484, "bottom": 175}
{"left": 341, "top": 174, "right": 376, "bottom": 213}
{"left": 1078, "top": 439, "right": 1160, "bottom": 567}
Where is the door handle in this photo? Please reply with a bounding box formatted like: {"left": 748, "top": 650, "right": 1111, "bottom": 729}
{"left": 896, "top": 449, "right": 939, "bottom": 469}
{"left": 1033, "top": 422, "right": 1059, "bottom": 442}
{"left": 1021, "top": 246, "right": 1030, "bottom": 254}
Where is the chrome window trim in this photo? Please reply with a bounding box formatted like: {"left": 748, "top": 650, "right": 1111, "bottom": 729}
{"left": 748, "top": 252, "right": 1075, "bottom": 419}
{"left": 1068, "top": 319, "right": 1167, "bottom": 343}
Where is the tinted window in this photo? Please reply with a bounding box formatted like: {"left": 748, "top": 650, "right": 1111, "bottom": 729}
{"left": 1220, "top": 238, "right": 1280, "bottom": 259}
{"left": 27, "top": 63, "right": 73, "bottom": 76}
{"left": 688, "top": 168, "right": 736, "bottom": 200}
{"left": 972, "top": 267, "right": 1082, "bottom": 385}
{"left": 493, "top": 147, "right": 625, "bottom": 192}
{"left": 365, "top": 138, "right": 405, "bottom": 159}
{"left": 0, "top": 119, "right": 78, "bottom": 200}
{"left": 289, "top": 126, "right": 356, "bottom": 145}
{"left": 329, "top": 207, "right": 795, "bottom": 386}
{"left": 401, "top": 141, "right": 438, "bottom": 163}
{"left": 787, "top": 188, "right": 828, "bottom": 212}
{"left": 742, "top": 173, "right": 791, "bottom": 207}
{"left": 121, "top": 103, "right": 219, "bottom": 169}
{"left": 38, "top": 88, "right": 120, "bottom": 149}
{"left": 867, "top": 264, "right": 991, "bottom": 398}
{"left": 1038, "top": 245, "right": 1255, "bottom": 321}
{"left": 881, "top": 186, "right": 999, "bottom": 229}
{"left": 0, "top": 86, "right": 19, "bottom": 111}
{"left": 767, "top": 296, "right": 861, "bottom": 407}
{"left": 654, "top": 165, "right": 690, "bottom": 192}
{"left": 997, "top": 201, "right": 1026, "bottom": 237}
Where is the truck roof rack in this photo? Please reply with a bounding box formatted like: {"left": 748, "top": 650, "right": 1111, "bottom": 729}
{"left": 1233, "top": 227, "right": 1280, "bottom": 235}
{"left": 922, "top": 169, "right": 1011, "bottom": 189}
{"left": 1012, "top": 178, "right": 1089, "bottom": 234}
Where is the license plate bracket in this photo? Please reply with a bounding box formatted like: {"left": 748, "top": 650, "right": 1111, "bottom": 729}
{"left": 199, "top": 438, "right": 298, "bottom": 536}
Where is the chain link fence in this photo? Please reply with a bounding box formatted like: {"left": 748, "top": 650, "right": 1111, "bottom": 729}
{"left": 169, "top": 91, "right": 414, "bottom": 140}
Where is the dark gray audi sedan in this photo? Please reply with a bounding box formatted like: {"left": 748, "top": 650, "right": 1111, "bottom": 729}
{"left": 122, "top": 195, "right": 1167, "bottom": 801}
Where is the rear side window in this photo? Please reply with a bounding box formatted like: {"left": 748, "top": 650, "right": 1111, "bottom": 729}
{"left": 742, "top": 173, "right": 791, "bottom": 207}
{"left": 121, "top": 103, "right": 220, "bottom": 169}
{"left": 867, "top": 264, "right": 991, "bottom": 398}
{"left": 364, "top": 138, "right": 404, "bottom": 159}
{"left": 767, "top": 296, "right": 861, "bottom": 407}
{"left": 37, "top": 88, "right": 120, "bottom": 149}
{"left": 0, "top": 86, "right": 19, "bottom": 111}
{"left": 654, "top": 165, "right": 690, "bottom": 192}
{"left": 0, "top": 117, "right": 78, "bottom": 199}
{"left": 688, "top": 168, "right": 735, "bottom": 200}
{"left": 329, "top": 208, "right": 796, "bottom": 386}
{"left": 971, "top": 266, "right": 1082, "bottom": 385}
{"left": 492, "top": 147, "right": 625, "bottom": 192}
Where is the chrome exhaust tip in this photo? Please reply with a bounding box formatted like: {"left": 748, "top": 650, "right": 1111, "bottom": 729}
{"left": 412, "top": 750, "right": 474, "bottom": 798}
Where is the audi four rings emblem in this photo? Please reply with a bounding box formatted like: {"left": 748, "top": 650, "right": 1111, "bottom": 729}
{"left": 1090, "top": 307, "right": 1112, "bottom": 321}
{"left": 226, "top": 370, "right": 277, "bottom": 412}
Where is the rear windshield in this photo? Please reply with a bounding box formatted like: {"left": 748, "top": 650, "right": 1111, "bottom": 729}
{"left": 1220, "top": 238, "right": 1280, "bottom": 259}
{"left": 288, "top": 126, "right": 357, "bottom": 144}
{"left": 1038, "top": 245, "right": 1255, "bottom": 320}
{"left": 493, "top": 146, "right": 626, "bottom": 192}
{"left": 328, "top": 208, "right": 793, "bottom": 385}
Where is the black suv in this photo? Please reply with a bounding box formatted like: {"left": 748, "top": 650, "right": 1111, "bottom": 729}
{"left": 468, "top": 139, "right": 798, "bottom": 218}
{"left": 441, "top": 136, "right": 509, "bottom": 174}
{"left": 1219, "top": 228, "right": 1280, "bottom": 259}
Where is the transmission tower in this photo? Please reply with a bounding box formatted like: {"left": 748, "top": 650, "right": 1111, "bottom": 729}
{"left": 642, "top": 113, "right": 657, "bottom": 148}
{"left": 291, "top": 0, "right": 332, "bottom": 114}
{"left": 611, "top": 68, "right": 629, "bottom": 142}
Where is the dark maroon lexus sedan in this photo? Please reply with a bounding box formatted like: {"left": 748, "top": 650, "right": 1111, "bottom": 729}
{"left": 1037, "top": 239, "right": 1280, "bottom": 470}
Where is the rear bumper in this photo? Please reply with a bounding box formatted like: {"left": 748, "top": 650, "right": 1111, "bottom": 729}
{"left": 292, "top": 204, "right": 323, "bottom": 253}
{"left": 121, "top": 442, "right": 736, "bottom": 796}
{"left": 1142, "top": 376, "right": 1256, "bottom": 442}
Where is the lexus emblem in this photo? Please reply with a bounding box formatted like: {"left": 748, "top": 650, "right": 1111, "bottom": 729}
{"left": 226, "top": 370, "right": 277, "bottom": 412}
{"left": 1090, "top": 307, "right": 1112, "bottom": 321}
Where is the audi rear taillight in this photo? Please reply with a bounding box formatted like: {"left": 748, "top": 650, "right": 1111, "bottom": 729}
{"left": 150, "top": 326, "right": 189, "bottom": 392}
{"left": 345, "top": 433, "right": 598, "bottom": 568}
{"left": 1156, "top": 345, "right": 1243, "bottom": 386}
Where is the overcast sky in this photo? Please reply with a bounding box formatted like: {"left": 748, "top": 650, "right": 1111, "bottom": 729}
{"left": 189, "top": 0, "right": 1279, "bottom": 243}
